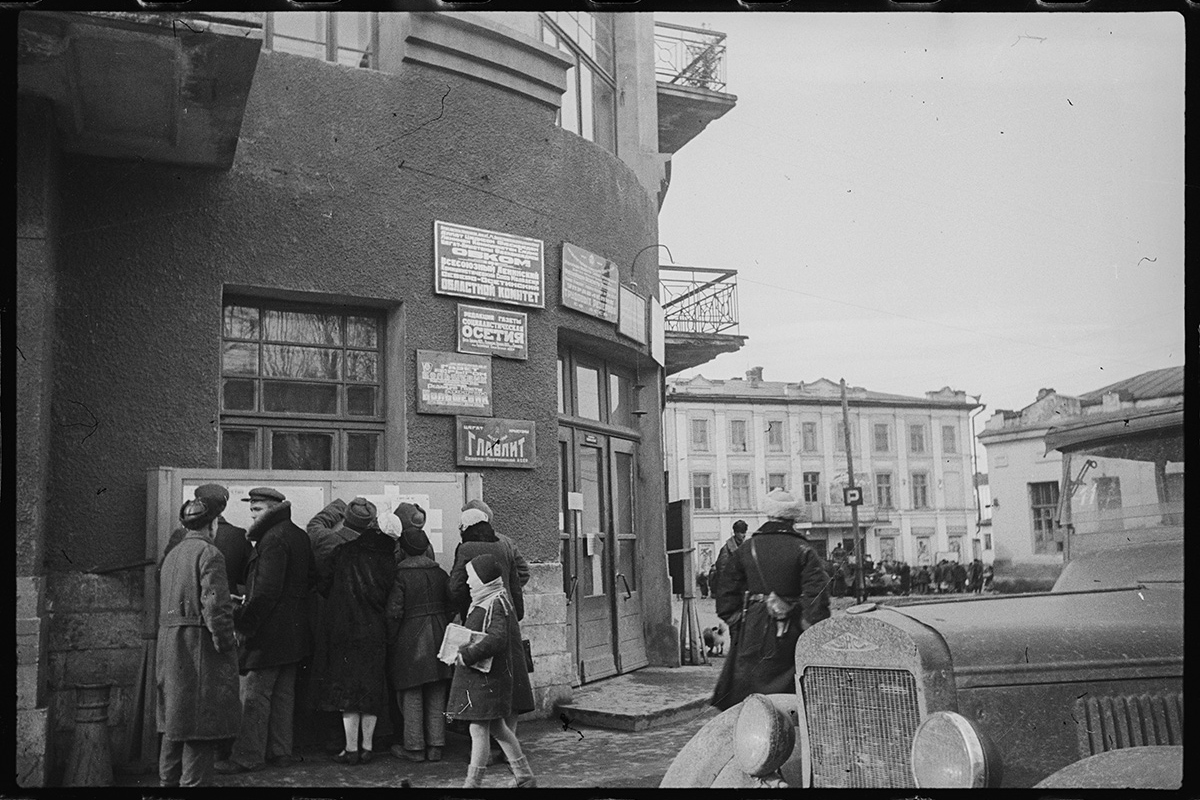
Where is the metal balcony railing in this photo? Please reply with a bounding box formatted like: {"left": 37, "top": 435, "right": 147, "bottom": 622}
{"left": 654, "top": 21, "right": 727, "bottom": 92}
{"left": 660, "top": 266, "right": 738, "bottom": 335}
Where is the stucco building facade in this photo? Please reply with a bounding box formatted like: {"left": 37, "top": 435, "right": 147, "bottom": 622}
{"left": 16, "top": 11, "right": 736, "bottom": 785}
{"left": 664, "top": 369, "right": 983, "bottom": 576}
{"left": 977, "top": 366, "right": 1184, "bottom": 576}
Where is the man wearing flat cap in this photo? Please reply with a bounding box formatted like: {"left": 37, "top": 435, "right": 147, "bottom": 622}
{"left": 216, "top": 488, "right": 314, "bottom": 774}
{"left": 711, "top": 489, "right": 830, "bottom": 711}
{"left": 162, "top": 484, "right": 253, "bottom": 597}
{"left": 156, "top": 497, "right": 241, "bottom": 786}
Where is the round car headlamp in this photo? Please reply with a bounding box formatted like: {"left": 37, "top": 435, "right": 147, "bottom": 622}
{"left": 910, "top": 711, "right": 990, "bottom": 788}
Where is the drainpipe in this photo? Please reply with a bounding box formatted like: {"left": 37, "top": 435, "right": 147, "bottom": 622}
{"left": 968, "top": 400, "right": 986, "bottom": 541}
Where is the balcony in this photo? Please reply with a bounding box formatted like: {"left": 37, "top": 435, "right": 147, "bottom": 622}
{"left": 659, "top": 265, "right": 746, "bottom": 375}
{"left": 655, "top": 21, "right": 737, "bottom": 155}
{"left": 18, "top": 12, "right": 263, "bottom": 169}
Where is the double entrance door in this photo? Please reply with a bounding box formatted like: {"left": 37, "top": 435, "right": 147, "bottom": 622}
{"left": 559, "top": 426, "right": 649, "bottom": 684}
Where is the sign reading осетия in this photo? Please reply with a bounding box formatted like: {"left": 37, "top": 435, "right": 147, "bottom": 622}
{"left": 457, "top": 304, "right": 528, "bottom": 361}
{"left": 434, "top": 220, "right": 545, "bottom": 309}
{"left": 561, "top": 242, "right": 619, "bottom": 323}
{"left": 455, "top": 416, "right": 537, "bottom": 469}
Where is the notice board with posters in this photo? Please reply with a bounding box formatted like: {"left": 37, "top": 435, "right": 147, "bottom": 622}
{"left": 434, "top": 220, "right": 545, "bottom": 309}
{"left": 416, "top": 349, "right": 493, "bottom": 416}
{"left": 561, "top": 242, "right": 619, "bottom": 323}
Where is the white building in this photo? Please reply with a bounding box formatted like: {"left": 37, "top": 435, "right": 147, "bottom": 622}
{"left": 976, "top": 366, "right": 1184, "bottom": 576}
{"left": 664, "top": 368, "right": 984, "bottom": 573}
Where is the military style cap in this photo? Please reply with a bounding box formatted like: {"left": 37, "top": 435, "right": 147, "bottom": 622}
{"left": 193, "top": 483, "right": 229, "bottom": 514}
{"left": 242, "top": 487, "right": 286, "bottom": 503}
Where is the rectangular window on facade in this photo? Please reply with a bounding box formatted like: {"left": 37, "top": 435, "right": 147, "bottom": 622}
{"left": 909, "top": 423, "right": 926, "bottom": 454}
{"left": 911, "top": 473, "right": 929, "bottom": 508}
{"left": 801, "top": 421, "right": 818, "bottom": 452}
{"left": 875, "top": 473, "right": 893, "bottom": 508}
{"left": 1029, "top": 480, "right": 1061, "bottom": 553}
{"left": 690, "top": 418, "right": 709, "bottom": 452}
{"left": 874, "top": 423, "right": 890, "bottom": 453}
{"left": 692, "top": 473, "right": 712, "bottom": 509}
{"left": 766, "top": 420, "right": 784, "bottom": 452}
{"left": 942, "top": 424, "right": 958, "bottom": 454}
{"left": 220, "top": 300, "right": 384, "bottom": 470}
{"left": 984, "top": 533, "right": 993, "bottom": 550}
{"left": 266, "top": 12, "right": 376, "bottom": 68}
{"left": 729, "top": 419, "right": 749, "bottom": 452}
{"left": 767, "top": 472, "right": 787, "bottom": 493}
{"left": 802, "top": 471, "right": 820, "bottom": 503}
{"left": 559, "top": 349, "right": 637, "bottom": 431}
{"left": 730, "top": 472, "right": 752, "bottom": 509}
{"left": 540, "top": 13, "right": 617, "bottom": 153}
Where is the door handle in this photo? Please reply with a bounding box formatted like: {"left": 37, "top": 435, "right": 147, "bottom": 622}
{"left": 566, "top": 575, "right": 578, "bottom": 606}
{"left": 617, "top": 572, "right": 632, "bottom": 600}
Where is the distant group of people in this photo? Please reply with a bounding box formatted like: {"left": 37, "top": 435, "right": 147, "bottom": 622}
{"left": 824, "top": 550, "right": 994, "bottom": 597}
{"left": 155, "top": 484, "right": 536, "bottom": 789}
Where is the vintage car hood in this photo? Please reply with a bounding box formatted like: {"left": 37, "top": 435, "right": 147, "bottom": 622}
{"left": 876, "top": 584, "right": 1183, "bottom": 687}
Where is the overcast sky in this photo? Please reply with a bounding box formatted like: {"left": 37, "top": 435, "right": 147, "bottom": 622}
{"left": 655, "top": 12, "right": 1185, "bottom": 447}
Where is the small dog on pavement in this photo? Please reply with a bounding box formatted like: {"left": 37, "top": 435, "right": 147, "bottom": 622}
{"left": 703, "top": 622, "right": 728, "bottom": 656}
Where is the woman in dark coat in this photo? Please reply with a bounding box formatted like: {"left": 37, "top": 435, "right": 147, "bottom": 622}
{"left": 312, "top": 498, "right": 396, "bottom": 765}
{"left": 712, "top": 489, "right": 831, "bottom": 712}
{"left": 445, "top": 554, "right": 537, "bottom": 788}
{"left": 386, "top": 526, "right": 452, "bottom": 763}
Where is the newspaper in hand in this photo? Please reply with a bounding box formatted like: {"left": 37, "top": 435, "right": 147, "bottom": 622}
{"left": 438, "top": 622, "right": 493, "bottom": 673}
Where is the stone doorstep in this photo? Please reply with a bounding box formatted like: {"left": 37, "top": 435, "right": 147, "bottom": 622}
{"left": 554, "top": 666, "right": 718, "bottom": 732}
{"left": 556, "top": 696, "right": 711, "bottom": 732}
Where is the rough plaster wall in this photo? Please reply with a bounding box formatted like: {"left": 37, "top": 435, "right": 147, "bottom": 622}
{"left": 48, "top": 50, "right": 659, "bottom": 570}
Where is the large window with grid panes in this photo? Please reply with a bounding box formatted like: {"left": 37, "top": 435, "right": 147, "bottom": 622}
{"left": 264, "top": 12, "right": 377, "bottom": 68}
{"left": 220, "top": 299, "right": 385, "bottom": 470}
{"left": 539, "top": 12, "right": 617, "bottom": 153}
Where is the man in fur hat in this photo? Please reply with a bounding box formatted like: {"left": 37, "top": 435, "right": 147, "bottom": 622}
{"left": 710, "top": 489, "right": 830, "bottom": 711}
{"left": 216, "top": 488, "right": 315, "bottom": 774}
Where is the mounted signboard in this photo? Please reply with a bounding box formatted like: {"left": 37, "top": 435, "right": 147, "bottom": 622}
{"left": 561, "top": 242, "right": 619, "bottom": 323}
{"left": 434, "top": 220, "right": 545, "bottom": 309}
{"left": 416, "top": 349, "right": 492, "bottom": 416}
{"left": 650, "top": 296, "right": 665, "bottom": 366}
{"left": 457, "top": 304, "right": 529, "bottom": 361}
{"left": 618, "top": 285, "right": 647, "bottom": 345}
{"left": 456, "top": 416, "right": 537, "bottom": 469}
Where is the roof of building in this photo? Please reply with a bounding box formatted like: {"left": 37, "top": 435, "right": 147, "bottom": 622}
{"left": 666, "top": 373, "right": 979, "bottom": 408}
{"left": 1077, "top": 366, "right": 1184, "bottom": 404}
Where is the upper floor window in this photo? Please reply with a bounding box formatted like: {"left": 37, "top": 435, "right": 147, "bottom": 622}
{"left": 766, "top": 420, "right": 784, "bottom": 452}
{"left": 692, "top": 473, "right": 713, "bottom": 509}
{"left": 801, "top": 421, "right": 819, "bottom": 452}
{"left": 835, "top": 420, "right": 857, "bottom": 452}
{"left": 911, "top": 472, "right": 929, "bottom": 508}
{"left": 730, "top": 472, "right": 753, "bottom": 510}
{"left": 729, "top": 419, "right": 749, "bottom": 452}
{"left": 875, "top": 473, "right": 894, "bottom": 509}
{"left": 767, "top": 472, "right": 788, "bottom": 493}
{"left": 690, "top": 418, "right": 710, "bottom": 452}
{"left": 802, "top": 471, "right": 820, "bottom": 503}
{"left": 873, "top": 423, "right": 891, "bottom": 453}
{"left": 220, "top": 299, "right": 384, "bottom": 470}
{"left": 265, "top": 12, "right": 377, "bottom": 69}
{"left": 909, "top": 423, "right": 927, "bottom": 454}
{"left": 942, "top": 424, "right": 958, "bottom": 454}
{"left": 540, "top": 12, "right": 617, "bottom": 153}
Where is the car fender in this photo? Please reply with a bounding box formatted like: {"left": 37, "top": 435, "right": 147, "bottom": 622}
{"left": 1032, "top": 746, "right": 1182, "bottom": 789}
{"left": 660, "top": 693, "right": 800, "bottom": 788}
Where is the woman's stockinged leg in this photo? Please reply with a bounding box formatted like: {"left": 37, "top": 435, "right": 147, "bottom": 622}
{"left": 489, "top": 717, "right": 524, "bottom": 762}
{"left": 342, "top": 712, "right": 360, "bottom": 752}
{"left": 360, "top": 714, "right": 378, "bottom": 752}
{"left": 468, "top": 722, "right": 491, "bottom": 768}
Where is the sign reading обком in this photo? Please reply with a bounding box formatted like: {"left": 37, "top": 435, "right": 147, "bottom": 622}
{"left": 434, "top": 220, "right": 545, "bottom": 309}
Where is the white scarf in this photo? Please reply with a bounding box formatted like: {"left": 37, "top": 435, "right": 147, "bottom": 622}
{"left": 468, "top": 576, "right": 509, "bottom": 631}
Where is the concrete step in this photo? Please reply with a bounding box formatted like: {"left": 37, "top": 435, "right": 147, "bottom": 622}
{"left": 554, "top": 665, "right": 722, "bottom": 732}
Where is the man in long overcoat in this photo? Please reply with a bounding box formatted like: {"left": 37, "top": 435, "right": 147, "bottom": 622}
{"left": 712, "top": 490, "right": 830, "bottom": 711}
{"left": 216, "top": 487, "right": 314, "bottom": 774}
{"left": 156, "top": 495, "right": 241, "bottom": 787}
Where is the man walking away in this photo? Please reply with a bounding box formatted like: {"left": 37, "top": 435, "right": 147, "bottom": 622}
{"left": 710, "top": 520, "right": 749, "bottom": 606}
{"left": 157, "top": 495, "right": 241, "bottom": 787}
{"left": 216, "top": 487, "right": 314, "bottom": 774}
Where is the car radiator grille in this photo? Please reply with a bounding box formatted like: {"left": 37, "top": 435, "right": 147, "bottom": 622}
{"left": 802, "top": 666, "right": 921, "bottom": 788}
